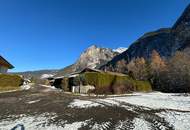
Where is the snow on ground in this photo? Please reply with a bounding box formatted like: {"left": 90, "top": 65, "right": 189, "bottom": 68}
{"left": 104, "top": 92, "right": 190, "bottom": 130}
{"left": 20, "top": 84, "right": 31, "bottom": 90}
{"left": 95, "top": 98, "right": 120, "bottom": 106}
{"left": 63, "top": 119, "right": 91, "bottom": 130}
{"left": 133, "top": 118, "right": 150, "bottom": 130}
{"left": 0, "top": 113, "right": 62, "bottom": 130}
{"left": 27, "top": 99, "right": 41, "bottom": 104}
{"left": 68, "top": 99, "right": 104, "bottom": 108}
{"left": 91, "top": 122, "right": 111, "bottom": 130}
{"left": 106, "top": 92, "right": 190, "bottom": 111}
{"left": 157, "top": 111, "right": 190, "bottom": 130}
{"left": 0, "top": 113, "right": 92, "bottom": 130}
{"left": 67, "top": 92, "right": 190, "bottom": 130}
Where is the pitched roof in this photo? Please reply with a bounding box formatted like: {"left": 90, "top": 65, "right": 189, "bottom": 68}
{"left": 80, "top": 68, "right": 103, "bottom": 73}
{"left": 0, "top": 55, "right": 14, "bottom": 69}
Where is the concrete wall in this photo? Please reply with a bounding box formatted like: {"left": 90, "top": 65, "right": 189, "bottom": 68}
{"left": 0, "top": 66, "right": 8, "bottom": 73}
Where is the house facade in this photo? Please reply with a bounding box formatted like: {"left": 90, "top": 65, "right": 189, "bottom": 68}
{"left": 0, "top": 56, "right": 14, "bottom": 73}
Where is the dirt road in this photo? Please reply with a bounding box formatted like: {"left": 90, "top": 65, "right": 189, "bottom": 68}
{"left": 0, "top": 85, "right": 189, "bottom": 130}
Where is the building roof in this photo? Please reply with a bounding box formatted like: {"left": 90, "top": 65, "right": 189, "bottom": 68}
{"left": 80, "top": 68, "right": 103, "bottom": 73}
{"left": 0, "top": 55, "right": 14, "bottom": 69}
{"left": 54, "top": 67, "right": 128, "bottom": 79}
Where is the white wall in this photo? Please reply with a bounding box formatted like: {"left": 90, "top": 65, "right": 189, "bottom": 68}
{"left": 0, "top": 66, "right": 8, "bottom": 73}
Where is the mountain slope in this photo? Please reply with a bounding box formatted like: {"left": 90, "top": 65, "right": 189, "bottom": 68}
{"left": 56, "top": 45, "right": 119, "bottom": 76}
{"left": 101, "top": 4, "right": 190, "bottom": 72}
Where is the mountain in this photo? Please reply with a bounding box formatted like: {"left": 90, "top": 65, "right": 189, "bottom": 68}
{"left": 13, "top": 69, "right": 58, "bottom": 79}
{"left": 56, "top": 45, "right": 119, "bottom": 76}
{"left": 113, "top": 47, "right": 128, "bottom": 53}
{"left": 101, "top": 4, "right": 190, "bottom": 72}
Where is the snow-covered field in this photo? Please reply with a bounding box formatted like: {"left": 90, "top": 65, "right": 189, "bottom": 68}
{"left": 67, "top": 92, "right": 190, "bottom": 130}
{"left": 0, "top": 92, "right": 190, "bottom": 130}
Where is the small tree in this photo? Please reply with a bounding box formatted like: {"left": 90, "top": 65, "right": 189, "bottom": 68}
{"left": 116, "top": 59, "right": 128, "bottom": 73}
{"left": 150, "top": 50, "right": 166, "bottom": 74}
{"left": 150, "top": 50, "right": 166, "bottom": 90}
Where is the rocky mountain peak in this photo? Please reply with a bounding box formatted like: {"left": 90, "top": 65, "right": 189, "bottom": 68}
{"left": 87, "top": 45, "right": 98, "bottom": 50}
{"left": 56, "top": 45, "right": 119, "bottom": 76}
{"left": 75, "top": 45, "right": 118, "bottom": 71}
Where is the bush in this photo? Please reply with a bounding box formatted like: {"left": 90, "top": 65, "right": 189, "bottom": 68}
{"left": 134, "top": 80, "right": 152, "bottom": 92}
{"left": 0, "top": 74, "right": 23, "bottom": 91}
{"left": 80, "top": 72, "right": 152, "bottom": 94}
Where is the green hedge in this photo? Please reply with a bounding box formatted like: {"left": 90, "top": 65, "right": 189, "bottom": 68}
{"left": 0, "top": 74, "right": 23, "bottom": 91}
{"left": 79, "top": 72, "right": 152, "bottom": 94}
{"left": 134, "top": 80, "right": 152, "bottom": 92}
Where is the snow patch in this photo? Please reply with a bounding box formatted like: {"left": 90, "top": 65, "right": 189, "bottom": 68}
{"left": 96, "top": 99, "right": 120, "bottom": 106}
{"left": 107, "top": 92, "right": 190, "bottom": 111}
{"left": 157, "top": 111, "right": 190, "bottom": 130}
{"left": 27, "top": 99, "right": 41, "bottom": 104}
{"left": 113, "top": 47, "right": 127, "bottom": 53}
{"left": 20, "top": 84, "right": 31, "bottom": 90}
{"left": 0, "top": 113, "right": 62, "bottom": 130}
{"left": 63, "top": 119, "right": 91, "bottom": 130}
{"left": 92, "top": 122, "right": 111, "bottom": 130}
{"left": 68, "top": 99, "right": 104, "bottom": 108}
{"left": 133, "top": 118, "right": 149, "bottom": 130}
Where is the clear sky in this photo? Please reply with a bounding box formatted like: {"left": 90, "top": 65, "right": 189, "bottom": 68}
{"left": 0, "top": 0, "right": 189, "bottom": 72}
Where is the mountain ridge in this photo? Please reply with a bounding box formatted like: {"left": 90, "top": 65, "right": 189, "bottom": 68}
{"left": 100, "top": 4, "right": 190, "bottom": 72}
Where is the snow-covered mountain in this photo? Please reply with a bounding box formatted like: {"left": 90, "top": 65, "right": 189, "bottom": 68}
{"left": 113, "top": 47, "right": 128, "bottom": 53}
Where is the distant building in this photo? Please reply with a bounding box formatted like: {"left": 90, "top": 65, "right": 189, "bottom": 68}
{"left": 0, "top": 55, "right": 14, "bottom": 73}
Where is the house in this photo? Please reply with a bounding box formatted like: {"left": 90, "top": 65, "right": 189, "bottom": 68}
{"left": 52, "top": 68, "right": 102, "bottom": 92}
{"left": 52, "top": 68, "right": 130, "bottom": 94}
{"left": 0, "top": 55, "right": 14, "bottom": 73}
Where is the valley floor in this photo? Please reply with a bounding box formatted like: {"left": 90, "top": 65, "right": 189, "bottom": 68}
{"left": 0, "top": 85, "right": 189, "bottom": 130}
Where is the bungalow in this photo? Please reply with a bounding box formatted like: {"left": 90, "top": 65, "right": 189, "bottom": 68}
{"left": 52, "top": 68, "right": 102, "bottom": 92}
{"left": 0, "top": 55, "right": 14, "bottom": 73}
{"left": 52, "top": 68, "right": 131, "bottom": 94}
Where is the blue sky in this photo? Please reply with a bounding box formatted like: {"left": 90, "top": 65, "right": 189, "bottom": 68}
{"left": 0, "top": 0, "right": 189, "bottom": 72}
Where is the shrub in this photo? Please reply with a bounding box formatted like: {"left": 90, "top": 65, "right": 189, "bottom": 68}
{"left": 134, "top": 80, "right": 152, "bottom": 92}
{"left": 0, "top": 74, "right": 23, "bottom": 91}
{"left": 80, "top": 72, "right": 152, "bottom": 94}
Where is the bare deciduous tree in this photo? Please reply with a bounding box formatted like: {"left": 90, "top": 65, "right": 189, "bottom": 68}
{"left": 127, "top": 57, "right": 149, "bottom": 80}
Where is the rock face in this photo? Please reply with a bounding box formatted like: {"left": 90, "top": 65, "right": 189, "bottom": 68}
{"left": 74, "top": 45, "right": 118, "bottom": 71}
{"left": 101, "top": 4, "right": 190, "bottom": 72}
{"left": 56, "top": 45, "right": 118, "bottom": 76}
